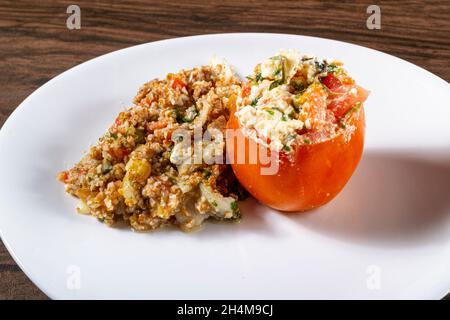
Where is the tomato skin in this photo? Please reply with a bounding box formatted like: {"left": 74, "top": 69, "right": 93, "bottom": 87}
{"left": 226, "top": 102, "right": 366, "bottom": 212}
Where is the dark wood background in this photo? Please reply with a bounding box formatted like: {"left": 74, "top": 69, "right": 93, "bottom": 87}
{"left": 0, "top": 0, "right": 449, "bottom": 300}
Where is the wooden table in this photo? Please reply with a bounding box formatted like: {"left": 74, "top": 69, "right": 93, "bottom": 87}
{"left": 0, "top": 0, "right": 449, "bottom": 300}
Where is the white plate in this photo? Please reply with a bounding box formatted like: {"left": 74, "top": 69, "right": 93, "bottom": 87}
{"left": 0, "top": 33, "right": 449, "bottom": 300}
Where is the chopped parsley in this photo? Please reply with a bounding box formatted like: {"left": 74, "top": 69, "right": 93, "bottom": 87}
{"left": 327, "top": 63, "right": 338, "bottom": 73}
{"left": 251, "top": 97, "right": 260, "bottom": 107}
{"left": 340, "top": 102, "right": 362, "bottom": 128}
{"left": 282, "top": 145, "right": 291, "bottom": 152}
{"left": 266, "top": 109, "right": 275, "bottom": 116}
{"left": 203, "top": 168, "right": 212, "bottom": 178}
{"left": 303, "top": 138, "right": 311, "bottom": 144}
{"left": 269, "top": 79, "right": 283, "bottom": 90}
{"left": 273, "top": 68, "right": 282, "bottom": 77}
{"left": 344, "top": 101, "right": 362, "bottom": 118}
{"left": 247, "top": 72, "right": 263, "bottom": 84}
{"left": 230, "top": 201, "right": 239, "bottom": 214}
{"left": 175, "top": 108, "right": 197, "bottom": 123}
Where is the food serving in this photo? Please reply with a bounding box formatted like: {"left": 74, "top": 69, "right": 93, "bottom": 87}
{"left": 58, "top": 61, "right": 245, "bottom": 231}
{"left": 59, "top": 49, "right": 369, "bottom": 230}
{"left": 227, "top": 50, "right": 369, "bottom": 211}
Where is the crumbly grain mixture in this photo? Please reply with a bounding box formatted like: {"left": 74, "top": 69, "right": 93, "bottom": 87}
{"left": 58, "top": 61, "right": 245, "bottom": 231}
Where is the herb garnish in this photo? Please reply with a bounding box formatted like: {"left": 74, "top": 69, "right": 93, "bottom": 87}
{"left": 344, "top": 101, "right": 362, "bottom": 118}
{"left": 269, "top": 79, "right": 283, "bottom": 90}
{"left": 247, "top": 73, "right": 263, "bottom": 84}
{"left": 340, "top": 102, "right": 362, "bottom": 128}
{"left": 175, "top": 108, "right": 197, "bottom": 123}
{"left": 327, "top": 63, "right": 338, "bottom": 73}
{"left": 203, "top": 168, "right": 212, "bottom": 178}
{"left": 230, "top": 201, "right": 239, "bottom": 215}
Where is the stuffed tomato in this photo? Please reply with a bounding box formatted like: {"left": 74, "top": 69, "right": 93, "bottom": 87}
{"left": 226, "top": 50, "right": 369, "bottom": 211}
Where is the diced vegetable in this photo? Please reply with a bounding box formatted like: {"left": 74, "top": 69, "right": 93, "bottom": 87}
{"left": 199, "top": 183, "right": 240, "bottom": 220}
{"left": 125, "top": 158, "right": 151, "bottom": 182}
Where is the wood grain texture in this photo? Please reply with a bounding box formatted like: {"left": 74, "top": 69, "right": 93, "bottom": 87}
{"left": 0, "top": 0, "right": 449, "bottom": 300}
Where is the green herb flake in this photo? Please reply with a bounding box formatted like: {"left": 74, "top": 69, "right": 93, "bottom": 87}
{"left": 282, "top": 145, "right": 291, "bottom": 152}
{"left": 344, "top": 102, "right": 362, "bottom": 118}
{"left": 273, "top": 68, "right": 282, "bottom": 77}
{"left": 266, "top": 109, "right": 275, "bottom": 116}
{"left": 269, "top": 80, "right": 283, "bottom": 90}
{"left": 251, "top": 97, "right": 260, "bottom": 107}
{"left": 203, "top": 169, "right": 212, "bottom": 178}
{"left": 303, "top": 138, "right": 311, "bottom": 144}
{"left": 327, "top": 63, "right": 338, "bottom": 73}
{"left": 247, "top": 73, "right": 262, "bottom": 84}
{"left": 211, "top": 200, "right": 218, "bottom": 207}
{"left": 175, "top": 108, "right": 198, "bottom": 123}
{"left": 230, "top": 201, "right": 239, "bottom": 214}
{"left": 281, "top": 115, "right": 287, "bottom": 121}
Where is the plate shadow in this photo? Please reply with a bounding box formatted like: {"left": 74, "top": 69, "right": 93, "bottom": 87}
{"left": 286, "top": 150, "right": 450, "bottom": 247}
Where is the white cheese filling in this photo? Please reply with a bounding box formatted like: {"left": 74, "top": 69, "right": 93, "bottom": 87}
{"left": 236, "top": 49, "right": 330, "bottom": 152}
